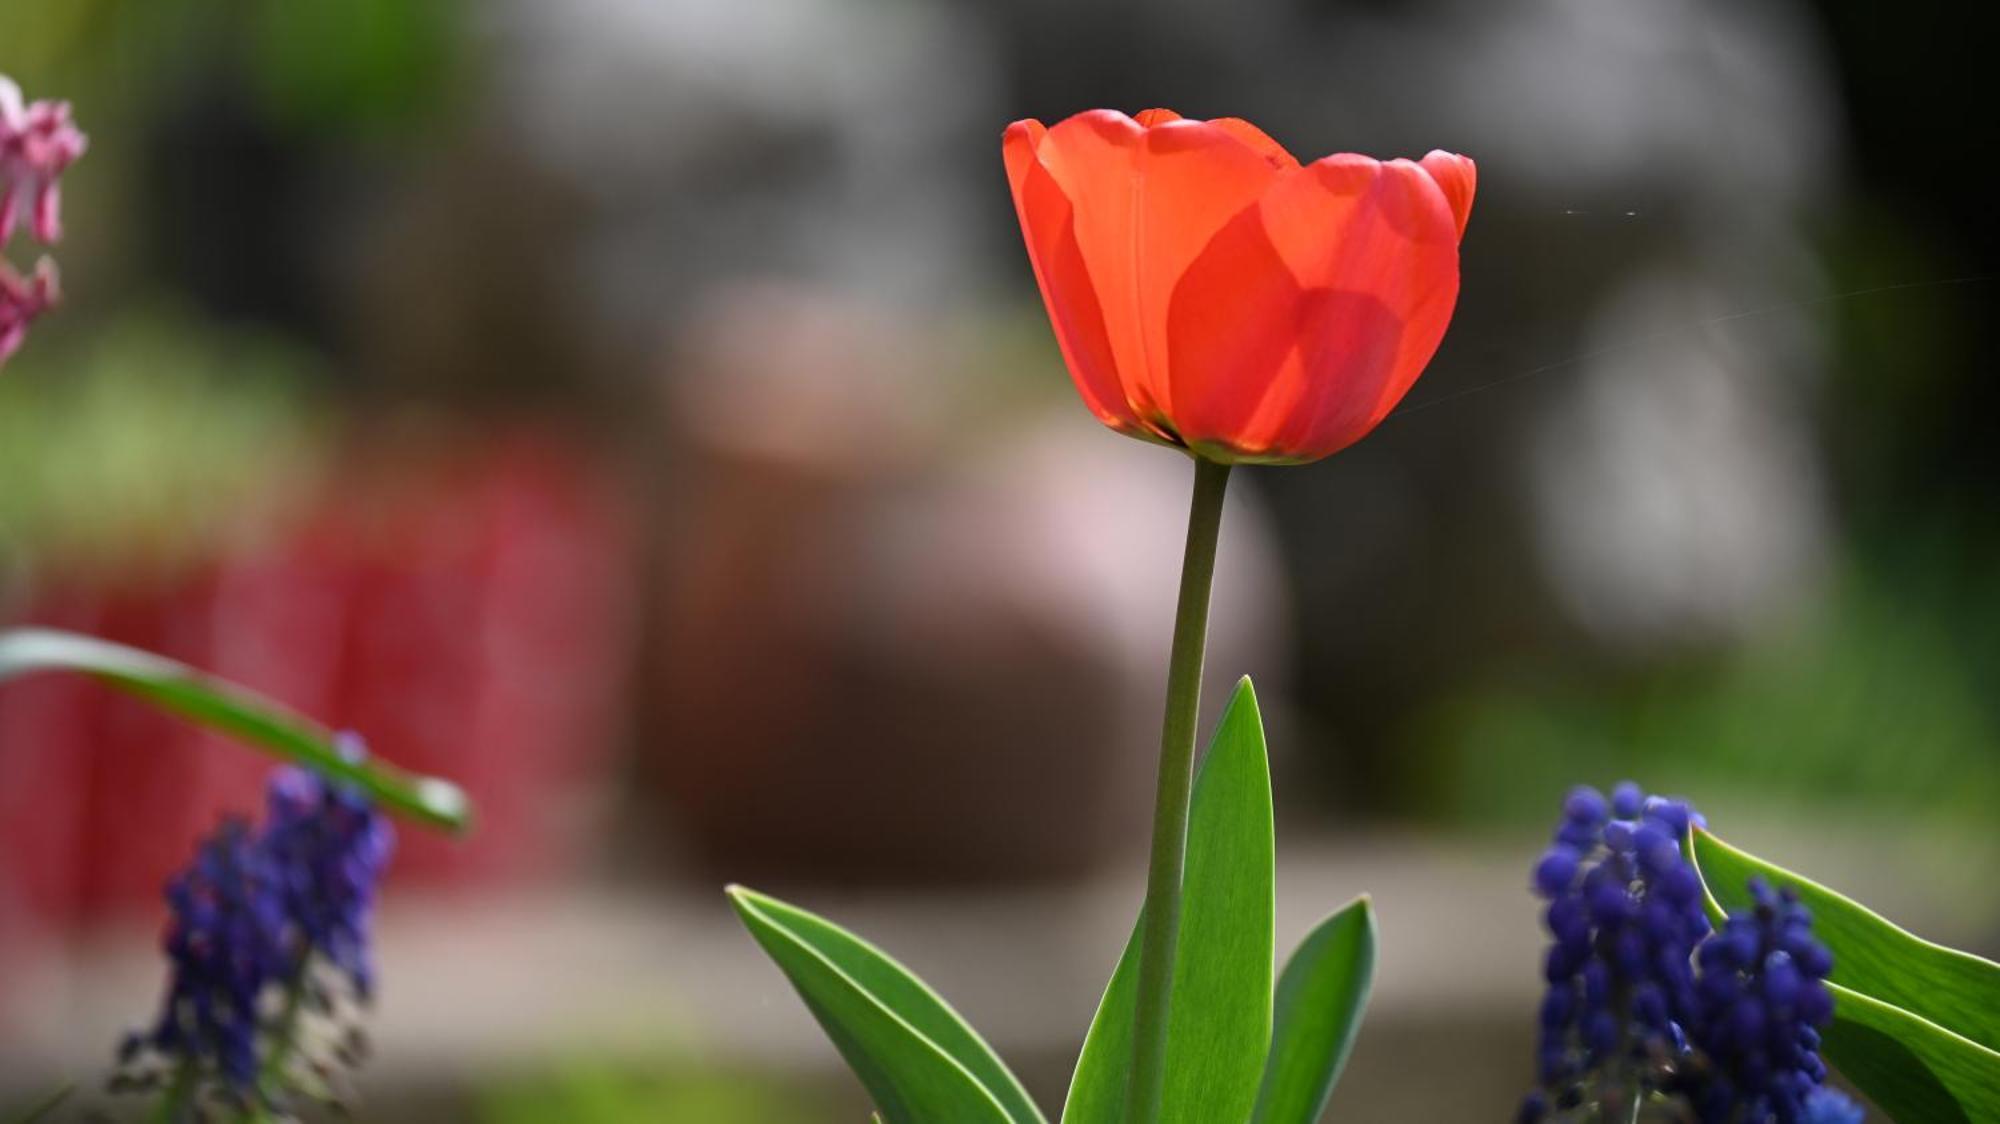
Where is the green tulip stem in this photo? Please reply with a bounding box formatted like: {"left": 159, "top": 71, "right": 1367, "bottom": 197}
{"left": 1125, "top": 455, "right": 1231, "bottom": 1124}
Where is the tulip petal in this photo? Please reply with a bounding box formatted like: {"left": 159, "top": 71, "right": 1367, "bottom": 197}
{"left": 1419, "top": 151, "right": 1477, "bottom": 241}
{"left": 1272, "top": 155, "right": 1464, "bottom": 458}
{"left": 1004, "top": 119, "right": 1148, "bottom": 437}
{"left": 1166, "top": 155, "right": 1465, "bottom": 463}
{"left": 1270, "top": 158, "right": 1464, "bottom": 460}
{"left": 1161, "top": 203, "right": 1311, "bottom": 459}
{"left": 1030, "top": 111, "right": 1290, "bottom": 432}
{"left": 1206, "top": 118, "right": 1301, "bottom": 172}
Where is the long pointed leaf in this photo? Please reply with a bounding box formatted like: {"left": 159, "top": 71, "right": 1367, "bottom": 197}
{"left": 1689, "top": 827, "right": 2000, "bottom": 1122}
{"left": 1060, "top": 916, "right": 1143, "bottom": 1123}
{"left": 1062, "top": 677, "right": 1275, "bottom": 1124}
{"left": 726, "top": 886, "right": 1044, "bottom": 1124}
{"left": 1819, "top": 983, "right": 1993, "bottom": 1124}
{"left": 0, "top": 627, "right": 470, "bottom": 831}
{"left": 1690, "top": 826, "right": 2000, "bottom": 1050}
{"left": 727, "top": 887, "right": 1040, "bottom": 1124}
{"left": 1251, "top": 897, "right": 1376, "bottom": 1124}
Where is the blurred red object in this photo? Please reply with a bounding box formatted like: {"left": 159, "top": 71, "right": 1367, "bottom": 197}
{"left": 0, "top": 430, "right": 634, "bottom": 935}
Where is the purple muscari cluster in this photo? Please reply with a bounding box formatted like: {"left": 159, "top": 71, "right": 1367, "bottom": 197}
{"left": 143, "top": 820, "right": 288, "bottom": 1089}
{"left": 1527, "top": 781, "right": 1711, "bottom": 1108}
{"left": 121, "top": 738, "right": 394, "bottom": 1105}
{"left": 262, "top": 734, "right": 397, "bottom": 1000}
{"left": 0, "top": 73, "right": 86, "bottom": 367}
{"left": 1520, "top": 782, "right": 1864, "bottom": 1123}
{"left": 1685, "top": 878, "right": 1840, "bottom": 1123}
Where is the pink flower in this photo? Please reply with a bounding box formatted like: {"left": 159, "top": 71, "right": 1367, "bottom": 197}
{"left": 0, "top": 256, "right": 59, "bottom": 366}
{"left": 1, "top": 75, "right": 88, "bottom": 246}
{"left": 1, "top": 74, "right": 85, "bottom": 368}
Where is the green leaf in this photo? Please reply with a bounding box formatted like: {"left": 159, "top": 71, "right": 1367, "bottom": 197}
{"left": 726, "top": 886, "right": 1043, "bottom": 1124}
{"left": 1689, "top": 827, "right": 2000, "bottom": 1122}
{"left": 1690, "top": 827, "right": 2000, "bottom": 1051}
{"left": 1820, "top": 985, "right": 1990, "bottom": 1124}
{"left": 1062, "top": 677, "right": 1275, "bottom": 1124}
{"left": 0, "top": 627, "right": 471, "bottom": 832}
{"left": 1251, "top": 897, "right": 1377, "bottom": 1124}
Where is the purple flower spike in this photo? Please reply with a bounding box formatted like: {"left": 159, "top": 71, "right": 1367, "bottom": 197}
{"left": 1519, "top": 782, "right": 1862, "bottom": 1123}
{"left": 263, "top": 752, "right": 396, "bottom": 999}
{"left": 1521, "top": 780, "right": 1712, "bottom": 1122}
{"left": 143, "top": 819, "right": 287, "bottom": 1091}
{"left": 117, "top": 734, "right": 395, "bottom": 1109}
{"left": 1689, "top": 879, "right": 1842, "bottom": 1123}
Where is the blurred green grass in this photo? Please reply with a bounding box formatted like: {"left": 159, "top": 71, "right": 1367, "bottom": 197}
{"left": 1415, "top": 555, "right": 2000, "bottom": 834}
{"left": 0, "top": 308, "right": 324, "bottom": 582}
{"left": 474, "top": 1059, "right": 824, "bottom": 1124}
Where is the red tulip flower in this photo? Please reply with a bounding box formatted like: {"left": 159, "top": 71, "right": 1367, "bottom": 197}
{"left": 1004, "top": 108, "right": 1474, "bottom": 465}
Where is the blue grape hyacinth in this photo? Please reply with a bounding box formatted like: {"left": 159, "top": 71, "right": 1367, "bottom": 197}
{"left": 117, "top": 735, "right": 395, "bottom": 1113}
{"left": 1524, "top": 782, "right": 1711, "bottom": 1116}
{"left": 1520, "top": 782, "right": 1863, "bottom": 1123}
{"left": 263, "top": 733, "right": 397, "bottom": 999}
{"left": 1685, "top": 878, "right": 1843, "bottom": 1123}
{"left": 132, "top": 819, "right": 287, "bottom": 1091}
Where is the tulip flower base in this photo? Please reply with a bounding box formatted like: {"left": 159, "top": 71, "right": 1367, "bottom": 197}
{"left": 730, "top": 678, "right": 1378, "bottom": 1124}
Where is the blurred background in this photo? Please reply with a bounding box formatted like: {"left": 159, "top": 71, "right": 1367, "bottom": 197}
{"left": 1, "top": 0, "right": 1994, "bottom": 1118}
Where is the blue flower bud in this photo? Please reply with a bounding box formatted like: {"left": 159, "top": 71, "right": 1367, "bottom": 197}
{"left": 1632, "top": 982, "right": 1668, "bottom": 1030}
{"left": 1540, "top": 982, "right": 1575, "bottom": 1030}
{"left": 1563, "top": 785, "right": 1609, "bottom": 825}
{"left": 1801, "top": 1087, "right": 1863, "bottom": 1124}
{"left": 1581, "top": 958, "right": 1612, "bottom": 1007}
{"left": 1584, "top": 1010, "right": 1618, "bottom": 1058}
{"left": 1643, "top": 795, "right": 1692, "bottom": 837}
{"left": 1655, "top": 862, "right": 1701, "bottom": 905}
{"left": 1762, "top": 951, "right": 1802, "bottom": 1008}
{"left": 1534, "top": 847, "right": 1579, "bottom": 898}
{"left": 1797, "top": 981, "right": 1834, "bottom": 1025}
{"left": 1547, "top": 896, "right": 1589, "bottom": 946}
{"left": 1603, "top": 819, "right": 1636, "bottom": 852}
{"left": 1588, "top": 878, "right": 1633, "bottom": 925}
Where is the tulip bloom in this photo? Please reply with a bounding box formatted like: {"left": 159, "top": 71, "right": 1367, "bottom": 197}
{"left": 1004, "top": 108, "right": 1473, "bottom": 465}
